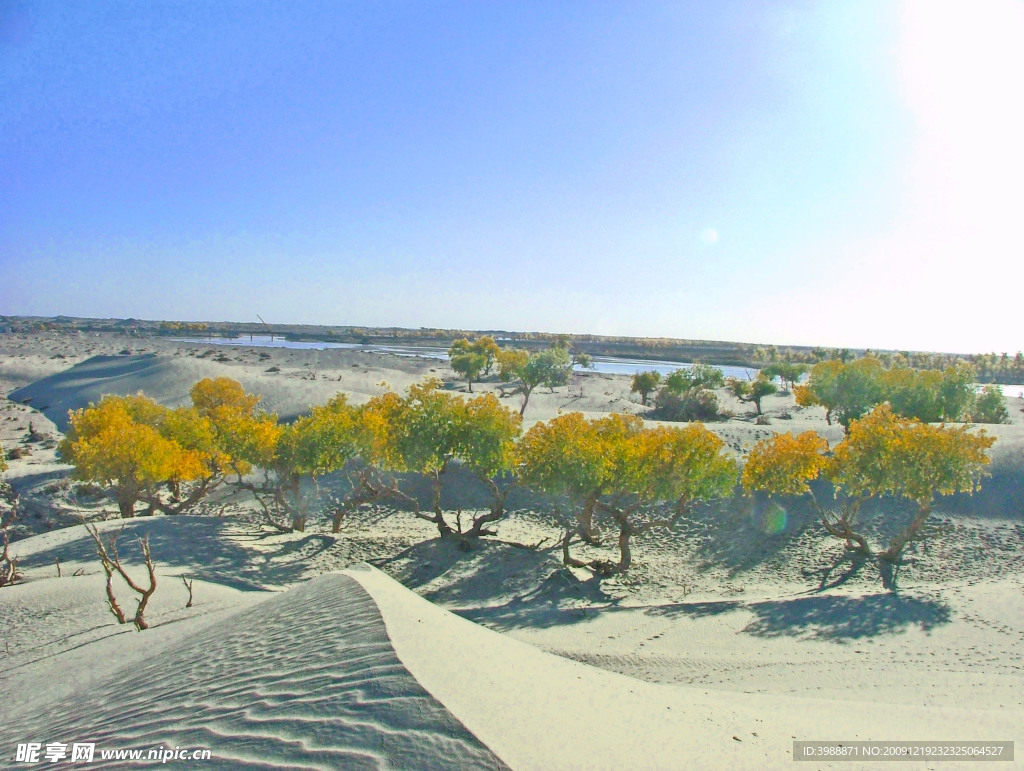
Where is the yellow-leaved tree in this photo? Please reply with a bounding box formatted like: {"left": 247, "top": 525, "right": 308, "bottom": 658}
{"left": 742, "top": 405, "right": 995, "bottom": 588}
{"left": 190, "top": 378, "right": 391, "bottom": 533}
{"left": 60, "top": 394, "right": 209, "bottom": 518}
{"left": 518, "top": 413, "right": 737, "bottom": 574}
{"left": 367, "top": 380, "right": 522, "bottom": 540}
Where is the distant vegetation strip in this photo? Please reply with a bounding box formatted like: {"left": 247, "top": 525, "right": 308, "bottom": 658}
{"left": 42, "top": 370, "right": 998, "bottom": 591}
{"left": 3, "top": 314, "right": 1023, "bottom": 383}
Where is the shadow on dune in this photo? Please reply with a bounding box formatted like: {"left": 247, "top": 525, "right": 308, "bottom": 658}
{"left": 456, "top": 574, "right": 619, "bottom": 632}
{"left": 741, "top": 593, "right": 952, "bottom": 641}
{"left": 14, "top": 517, "right": 332, "bottom": 591}
{"left": 9, "top": 354, "right": 178, "bottom": 431}
{"left": 682, "top": 493, "right": 822, "bottom": 577}
{"left": 642, "top": 599, "right": 743, "bottom": 621}
{"left": 945, "top": 448, "right": 1024, "bottom": 520}
{"left": 375, "top": 537, "right": 614, "bottom": 629}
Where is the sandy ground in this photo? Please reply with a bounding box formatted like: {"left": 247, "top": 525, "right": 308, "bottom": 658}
{"left": 2, "top": 330, "right": 1023, "bottom": 769}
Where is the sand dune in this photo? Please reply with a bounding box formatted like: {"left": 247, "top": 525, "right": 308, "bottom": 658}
{"left": 2, "top": 331, "right": 1024, "bottom": 769}
{"left": 3, "top": 550, "right": 1021, "bottom": 769}
{"left": 4, "top": 570, "right": 508, "bottom": 769}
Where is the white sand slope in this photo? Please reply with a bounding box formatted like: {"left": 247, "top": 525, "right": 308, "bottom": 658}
{"left": 2, "top": 550, "right": 1022, "bottom": 770}
{"left": 3, "top": 572, "right": 508, "bottom": 770}
{"left": 8, "top": 353, "right": 335, "bottom": 431}
{"left": 350, "top": 564, "right": 1023, "bottom": 770}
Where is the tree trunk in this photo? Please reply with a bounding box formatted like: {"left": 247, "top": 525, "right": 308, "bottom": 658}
{"left": 813, "top": 497, "right": 872, "bottom": 556}
{"left": 881, "top": 504, "right": 931, "bottom": 562}
{"left": 560, "top": 527, "right": 588, "bottom": 568}
{"left": 464, "top": 478, "right": 509, "bottom": 538}
{"left": 117, "top": 491, "right": 137, "bottom": 519}
{"left": 430, "top": 469, "right": 453, "bottom": 537}
{"left": 331, "top": 474, "right": 381, "bottom": 533}
{"left": 519, "top": 385, "right": 534, "bottom": 416}
{"left": 577, "top": 495, "right": 601, "bottom": 544}
{"left": 616, "top": 521, "right": 632, "bottom": 572}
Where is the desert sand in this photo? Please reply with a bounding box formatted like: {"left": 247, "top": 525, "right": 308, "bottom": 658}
{"left": 2, "top": 329, "right": 1023, "bottom": 769}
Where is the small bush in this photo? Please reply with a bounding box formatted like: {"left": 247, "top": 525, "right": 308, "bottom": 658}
{"left": 651, "top": 388, "right": 720, "bottom": 422}
{"left": 971, "top": 384, "right": 1009, "bottom": 424}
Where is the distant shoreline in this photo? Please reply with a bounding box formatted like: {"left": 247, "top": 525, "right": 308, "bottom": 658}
{"left": 3, "top": 313, "right": 1022, "bottom": 384}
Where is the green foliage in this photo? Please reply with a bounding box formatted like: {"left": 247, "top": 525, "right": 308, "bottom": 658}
{"left": 797, "top": 359, "right": 979, "bottom": 426}
{"left": 652, "top": 388, "right": 720, "bottom": 422}
{"left": 0, "top": 442, "right": 6, "bottom": 474}
{"left": 797, "top": 358, "right": 885, "bottom": 427}
{"left": 277, "top": 394, "right": 364, "bottom": 478}
{"left": 499, "top": 346, "right": 574, "bottom": 416}
{"left": 449, "top": 350, "right": 488, "bottom": 391}
{"left": 663, "top": 363, "right": 724, "bottom": 394}
{"left": 523, "top": 347, "right": 573, "bottom": 390}
{"left": 572, "top": 351, "right": 593, "bottom": 369}
{"left": 630, "top": 370, "right": 661, "bottom": 406}
{"left": 762, "top": 362, "right": 808, "bottom": 392}
{"left": 880, "top": 366, "right": 944, "bottom": 423}
{"left": 727, "top": 374, "right": 777, "bottom": 415}
{"left": 970, "top": 384, "right": 1009, "bottom": 424}
{"left": 651, "top": 364, "right": 723, "bottom": 422}
{"left": 369, "top": 380, "right": 522, "bottom": 535}
{"left": 449, "top": 336, "right": 501, "bottom": 389}
{"left": 937, "top": 363, "right": 976, "bottom": 421}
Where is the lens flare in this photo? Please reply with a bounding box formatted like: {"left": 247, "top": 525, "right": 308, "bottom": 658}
{"left": 758, "top": 502, "right": 788, "bottom": 534}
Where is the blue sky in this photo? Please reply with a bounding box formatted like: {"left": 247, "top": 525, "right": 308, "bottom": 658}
{"left": 2, "top": 0, "right": 1022, "bottom": 353}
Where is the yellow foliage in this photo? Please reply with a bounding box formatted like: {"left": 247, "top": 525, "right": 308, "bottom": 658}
{"left": 497, "top": 349, "right": 530, "bottom": 381}
{"left": 518, "top": 412, "right": 735, "bottom": 505}
{"left": 60, "top": 395, "right": 209, "bottom": 514}
{"left": 187, "top": 379, "right": 270, "bottom": 475}
{"left": 832, "top": 404, "right": 994, "bottom": 505}
{"left": 792, "top": 384, "right": 818, "bottom": 407}
{"left": 190, "top": 377, "right": 261, "bottom": 420}
{"left": 742, "top": 431, "right": 830, "bottom": 496}
{"left": 219, "top": 413, "right": 282, "bottom": 471}
{"left": 360, "top": 391, "right": 406, "bottom": 469}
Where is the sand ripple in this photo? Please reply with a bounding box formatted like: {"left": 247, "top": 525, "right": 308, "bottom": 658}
{"left": 7, "top": 574, "right": 508, "bottom": 770}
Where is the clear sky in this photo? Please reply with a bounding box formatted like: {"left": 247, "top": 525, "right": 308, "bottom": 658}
{"left": 2, "top": 0, "right": 1022, "bottom": 354}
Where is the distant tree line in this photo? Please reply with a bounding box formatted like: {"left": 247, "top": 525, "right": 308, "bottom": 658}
{"left": 795, "top": 358, "right": 1008, "bottom": 427}
{"left": 758, "top": 344, "right": 1024, "bottom": 385}
{"left": 630, "top": 358, "right": 1009, "bottom": 427}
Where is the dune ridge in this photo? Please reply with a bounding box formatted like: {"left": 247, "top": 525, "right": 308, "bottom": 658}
{"left": 4, "top": 572, "right": 508, "bottom": 770}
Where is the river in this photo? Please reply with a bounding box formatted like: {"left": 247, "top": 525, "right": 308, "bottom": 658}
{"left": 171, "top": 335, "right": 756, "bottom": 379}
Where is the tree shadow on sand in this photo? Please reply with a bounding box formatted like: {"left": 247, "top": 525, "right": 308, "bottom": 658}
{"left": 13, "top": 517, "right": 336, "bottom": 591}
{"left": 741, "top": 593, "right": 951, "bottom": 641}
{"left": 374, "top": 537, "right": 615, "bottom": 630}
